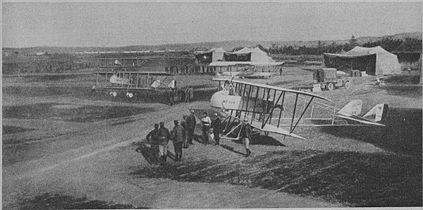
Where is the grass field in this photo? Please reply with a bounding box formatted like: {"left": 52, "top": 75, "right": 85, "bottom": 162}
{"left": 2, "top": 65, "right": 422, "bottom": 208}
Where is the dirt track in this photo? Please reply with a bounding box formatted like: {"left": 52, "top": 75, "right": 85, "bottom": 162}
{"left": 3, "top": 71, "right": 422, "bottom": 208}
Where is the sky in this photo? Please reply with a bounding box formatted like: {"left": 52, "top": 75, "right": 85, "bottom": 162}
{"left": 2, "top": 1, "right": 422, "bottom": 48}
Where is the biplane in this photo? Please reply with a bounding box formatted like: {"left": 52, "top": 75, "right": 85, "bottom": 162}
{"left": 93, "top": 59, "right": 175, "bottom": 98}
{"left": 216, "top": 71, "right": 272, "bottom": 79}
{"left": 207, "top": 78, "right": 388, "bottom": 140}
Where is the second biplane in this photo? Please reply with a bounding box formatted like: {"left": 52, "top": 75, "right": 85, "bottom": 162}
{"left": 208, "top": 78, "right": 388, "bottom": 140}
{"left": 92, "top": 59, "right": 176, "bottom": 98}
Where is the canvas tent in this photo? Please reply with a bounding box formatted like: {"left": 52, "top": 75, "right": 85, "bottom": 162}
{"left": 211, "top": 48, "right": 225, "bottom": 62}
{"left": 208, "top": 47, "right": 283, "bottom": 68}
{"left": 194, "top": 46, "right": 284, "bottom": 73}
{"left": 323, "top": 46, "right": 401, "bottom": 75}
{"left": 235, "top": 47, "right": 276, "bottom": 64}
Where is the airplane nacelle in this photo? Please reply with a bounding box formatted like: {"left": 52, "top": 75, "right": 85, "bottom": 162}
{"left": 211, "top": 90, "right": 242, "bottom": 110}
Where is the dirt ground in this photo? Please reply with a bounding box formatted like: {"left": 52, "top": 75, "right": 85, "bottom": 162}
{"left": 2, "top": 67, "right": 422, "bottom": 209}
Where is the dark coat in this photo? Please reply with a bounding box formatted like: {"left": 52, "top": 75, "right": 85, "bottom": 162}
{"left": 158, "top": 127, "right": 170, "bottom": 145}
{"left": 171, "top": 125, "right": 186, "bottom": 143}
{"left": 186, "top": 114, "right": 196, "bottom": 130}
{"left": 211, "top": 117, "right": 221, "bottom": 131}
{"left": 240, "top": 123, "right": 252, "bottom": 139}
{"left": 146, "top": 129, "right": 159, "bottom": 144}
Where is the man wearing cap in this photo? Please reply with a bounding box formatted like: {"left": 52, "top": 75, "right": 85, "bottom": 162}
{"left": 240, "top": 119, "right": 252, "bottom": 157}
{"left": 146, "top": 124, "right": 159, "bottom": 142}
{"left": 146, "top": 123, "right": 160, "bottom": 160}
{"left": 201, "top": 112, "right": 212, "bottom": 144}
{"left": 186, "top": 110, "right": 197, "bottom": 144}
{"left": 157, "top": 122, "right": 171, "bottom": 164}
{"left": 171, "top": 120, "right": 185, "bottom": 161}
{"left": 181, "top": 115, "right": 189, "bottom": 148}
{"left": 211, "top": 113, "right": 221, "bottom": 145}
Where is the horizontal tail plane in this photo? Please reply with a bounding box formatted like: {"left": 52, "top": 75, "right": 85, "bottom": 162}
{"left": 335, "top": 100, "right": 388, "bottom": 126}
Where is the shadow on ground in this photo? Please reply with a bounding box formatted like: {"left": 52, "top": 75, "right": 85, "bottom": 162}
{"left": 2, "top": 125, "right": 35, "bottom": 135}
{"left": 135, "top": 143, "right": 161, "bottom": 165}
{"left": 3, "top": 103, "right": 154, "bottom": 123}
{"left": 320, "top": 108, "right": 422, "bottom": 158}
{"left": 380, "top": 85, "right": 422, "bottom": 98}
{"left": 234, "top": 135, "right": 286, "bottom": 146}
{"left": 130, "top": 150, "right": 422, "bottom": 207}
{"left": 18, "top": 193, "right": 146, "bottom": 209}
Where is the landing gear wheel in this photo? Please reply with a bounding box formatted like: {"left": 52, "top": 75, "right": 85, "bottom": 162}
{"left": 126, "top": 92, "right": 134, "bottom": 98}
{"left": 327, "top": 83, "right": 334, "bottom": 91}
{"left": 344, "top": 81, "right": 351, "bottom": 89}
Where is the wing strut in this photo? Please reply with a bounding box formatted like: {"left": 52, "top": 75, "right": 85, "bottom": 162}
{"left": 251, "top": 86, "right": 260, "bottom": 122}
{"left": 244, "top": 85, "right": 253, "bottom": 119}
{"left": 290, "top": 93, "right": 299, "bottom": 133}
{"left": 291, "top": 96, "right": 315, "bottom": 132}
{"left": 263, "top": 91, "right": 283, "bottom": 128}
{"left": 277, "top": 91, "right": 286, "bottom": 128}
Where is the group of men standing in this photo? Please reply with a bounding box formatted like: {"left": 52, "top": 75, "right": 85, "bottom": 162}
{"left": 145, "top": 109, "right": 252, "bottom": 165}
{"left": 146, "top": 110, "right": 197, "bottom": 164}
{"left": 200, "top": 112, "right": 251, "bottom": 156}
{"left": 169, "top": 86, "right": 194, "bottom": 106}
{"left": 200, "top": 112, "right": 221, "bottom": 145}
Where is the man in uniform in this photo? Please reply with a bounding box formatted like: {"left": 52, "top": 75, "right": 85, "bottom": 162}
{"left": 211, "top": 113, "right": 221, "bottom": 145}
{"left": 201, "top": 112, "right": 212, "bottom": 144}
{"left": 181, "top": 115, "right": 189, "bottom": 148}
{"left": 186, "top": 110, "right": 196, "bottom": 145}
{"left": 241, "top": 119, "right": 252, "bottom": 157}
{"left": 146, "top": 124, "right": 160, "bottom": 161}
{"left": 146, "top": 124, "right": 159, "bottom": 143}
{"left": 158, "top": 122, "right": 170, "bottom": 164}
{"left": 171, "top": 120, "right": 186, "bottom": 161}
{"left": 184, "top": 87, "right": 190, "bottom": 102}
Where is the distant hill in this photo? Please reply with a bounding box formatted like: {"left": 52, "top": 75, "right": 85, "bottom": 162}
{"left": 3, "top": 32, "right": 421, "bottom": 54}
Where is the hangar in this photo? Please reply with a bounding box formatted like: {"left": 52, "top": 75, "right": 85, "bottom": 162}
{"left": 323, "top": 46, "right": 401, "bottom": 75}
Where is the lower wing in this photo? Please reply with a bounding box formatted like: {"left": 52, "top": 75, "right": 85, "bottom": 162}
{"left": 250, "top": 121, "right": 305, "bottom": 140}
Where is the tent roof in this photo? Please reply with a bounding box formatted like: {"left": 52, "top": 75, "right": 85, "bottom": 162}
{"left": 235, "top": 47, "right": 275, "bottom": 63}
{"left": 196, "top": 46, "right": 283, "bottom": 66}
{"left": 210, "top": 47, "right": 226, "bottom": 52}
{"left": 323, "top": 52, "right": 376, "bottom": 59}
{"left": 209, "top": 61, "right": 284, "bottom": 66}
{"left": 324, "top": 46, "right": 395, "bottom": 58}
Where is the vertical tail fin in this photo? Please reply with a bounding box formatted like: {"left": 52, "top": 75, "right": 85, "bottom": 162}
{"left": 151, "top": 80, "right": 161, "bottom": 88}
{"left": 363, "top": 104, "right": 388, "bottom": 122}
{"left": 337, "top": 100, "right": 363, "bottom": 116}
{"left": 168, "top": 80, "right": 176, "bottom": 89}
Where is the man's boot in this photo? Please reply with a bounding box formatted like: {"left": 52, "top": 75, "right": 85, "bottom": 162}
{"left": 160, "top": 155, "right": 166, "bottom": 164}
{"left": 246, "top": 149, "right": 251, "bottom": 157}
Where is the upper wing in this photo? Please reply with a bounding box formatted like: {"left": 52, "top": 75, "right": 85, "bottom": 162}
{"left": 97, "top": 71, "right": 170, "bottom": 76}
{"left": 212, "top": 78, "right": 330, "bottom": 101}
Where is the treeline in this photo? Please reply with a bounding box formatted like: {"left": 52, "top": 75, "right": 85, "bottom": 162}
{"left": 362, "top": 37, "right": 422, "bottom": 52}
{"left": 268, "top": 38, "right": 422, "bottom": 55}
{"left": 2, "top": 54, "right": 96, "bottom": 74}
{"left": 2, "top": 52, "right": 196, "bottom": 75}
